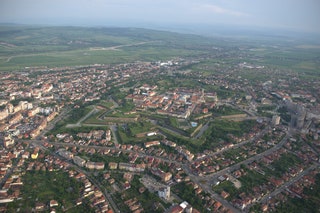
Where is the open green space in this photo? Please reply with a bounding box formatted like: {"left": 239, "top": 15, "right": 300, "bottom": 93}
{"left": 212, "top": 180, "right": 238, "bottom": 201}
{"left": 68, "top": 106, "right": 93, "bottom": 124}
{"left": 172, "top": 182, "right": 210, "bottom": 212}
{"left": 79, "top": 152, "right": 129, "bottom": 164}
{"left": 273, "top": 173, "right": 320, "bottom": 213}
{"left": 213, "top": 165, "right": 268, "bottom": 200}
{"left": 257, "top": 105, "right": 277, "bottom": 117}
{"left": 1, "top": 48, "right": 162, "bottom": 70}
{"left": 250, "top": 172, "right": 320, "bottom": 213}
{"left": 118, "top": 121, "right": 162, "bottom": 144}
{"left": 212, "top": 105, "right": 244, "bottom": 116}
{"left": 49, "top": 124, "right": 109, "bottom": 138}
{"left": 6, "top": 170, "right": 91, "bottom": 212}
{"left": 1, "top": 26, "right": 319, "bottom": 89}
{"left": 111, "top": 175, "right": 169, "bottom": 213}
{"left": 83, "top": 110, "right": 107, "bottom": 125}
{"left": 126, "top": 121, "right": 156, "bottom": 135}
{"left": 238, "top": 168, "right": 268, "bottom": 193}
{"left": 251, "top": 47, "right": 320, "bottom": 71}
{"left": 0, "top": 26, "right": 219, "bottom": 70}
{"left": 1, "top": 24, "right": 320, "bottom": 213}
{"left": 48, "top": 105, "right": 107, "bottom": 135}
{"left": 201, "top": 119, "right": 257, "bottom": 150}
{"left": 98, "top": 101, "right": 114, "bottom": 109}
{"left": 259, "top": 152, "right": 303, "bottom": 178}
{"left": 214, "top": 152, "right": 304, "bottom": 203}
{"left": 158, "top": 126, "right": 199, "bottom": 152}
{"left": 272, "top": 153, "right": 303, "bottom": 173}
{"left": 223, "top": 147, "right": 246, "bottom": 162}
{"left": 277, "top": 106, "right": 291, "bottom": 124}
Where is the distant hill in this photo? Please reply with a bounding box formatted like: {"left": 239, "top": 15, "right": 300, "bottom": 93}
{"left": 0, "top": 25, "right": 224, "bottom": 70}
{"left": 0, "top": 24, "right": 319, "bottom": 71}
{"left": 0, "top": 25, "right": 227, "bottom": 53}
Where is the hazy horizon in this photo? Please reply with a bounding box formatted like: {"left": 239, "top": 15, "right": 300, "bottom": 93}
{"left": 1, "top": 0, "right": 320, "bottom": 35}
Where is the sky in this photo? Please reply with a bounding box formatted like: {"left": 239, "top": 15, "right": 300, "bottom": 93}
{"left": 0, "top": 0, "right": 320, "bottom": 34}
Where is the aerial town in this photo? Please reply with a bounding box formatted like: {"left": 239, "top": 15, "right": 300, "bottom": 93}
{"left": 0, "top": 56, "right": 319, "bottom": 213}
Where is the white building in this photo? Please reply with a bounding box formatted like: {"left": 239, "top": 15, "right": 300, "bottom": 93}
{"left": 272, "top": 115, "right": 281, "bottom": 126}
{"left": 158, "top": 186, "right": 170, "bottom": 200}
{"left": 73, "top": 156, "right": 86, "bottom": 167}
{"left": 57, "top": 149, "right": 74, "bottom": 159}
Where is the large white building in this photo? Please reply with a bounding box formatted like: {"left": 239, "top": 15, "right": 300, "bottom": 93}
{"left": 272, "top": 115, "right": 281, "bottom": 126}
{"left": 57, "top": 149, "right": 74, "bottom": 159}
{"left": 73, "top": 156, "right": 86, "bottom": 167}
{"left": 158, "top": 186, "right": 170, "bottom": 200}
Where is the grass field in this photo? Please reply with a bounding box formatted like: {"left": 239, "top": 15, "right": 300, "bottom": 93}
{"left": 7, "top": 170, "right": 88, "bottom": 212}
{"left": 0, "top": 25, "right": 217, "bottom": 70}
{"left": 1, "top": 25, "right": 319, "bottom": 76}
{"left": 0, "top": 43, "right": 204, "bottom": 70}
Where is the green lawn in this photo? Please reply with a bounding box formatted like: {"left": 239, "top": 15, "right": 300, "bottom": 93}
{"left": 212, "top": 180, "right": 237, "bottom": 200}
{"left": 98, "top": 101, "right": 114, "bottom": 109}
{"left": 0, "top": 26, "right": 214, "bottom": 71}
{"left": 213, "top": 166, "right": 269, "bottom": 201}
{"left": 127, "top": 121, "right": 156, "bottom": 135}
{"left": 7, "top": 170, "right": 91, "bottom": 212}
{"left": 273, "top": 173, "right": 320, "bottom": 213}
{"left": 117, "top": 121, "right": 161, "bottom": 144}
{"left": 200, "top": 119, "right": 257, "bottom": 150}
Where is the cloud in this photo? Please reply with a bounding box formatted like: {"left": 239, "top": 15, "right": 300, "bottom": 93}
{"left": 200, "top": 4, "right": 250, "bottom": 17}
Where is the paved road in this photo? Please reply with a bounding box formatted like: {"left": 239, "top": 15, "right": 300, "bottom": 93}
{"left": 230, "top": 103, "right": 257, "bottom": 117}
{"left": 110, "top": 125, "right": 119, "bottom": 145}
{"left": 89, "top": 41, "right": 159, "bottom": 52}
{"left": 194, "top": 120, "right": 210, "bottom": 139}
{"left": 182, "top": 164, "right": 241, "bottom": 213}
{"left": 97, "top": 96, "right": 119, "bottom": 120}
{"left": 22, "top": 139, "right": 185, "bottom": 167}
{"left": 0, "top": 151, "right": 25, "bottom": 188}
{"left": 203, "top": 134, "right": 289, "bottom": 182}
{"left": 258, "top": 163, "right": 319, "bottom": 204}
{"left": 108, "top": 95, "right": 119, "bottom": 108}
{"left": 2, "top": 41, "right": 158, "bottom": 63}
{"left": 66, "top": 106, "right": 99, "bottom": 128}
{"left": 195, "top": 126, "right": 271, "bottom": 163}
{"left": 27, "top": 118, "right": 291, "bottom": 213}
{"left": 38, "top": 107, "right": 72, "bottom": 138}
{"left": 179, "top": 133, "right": 289, "bottom": 213}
